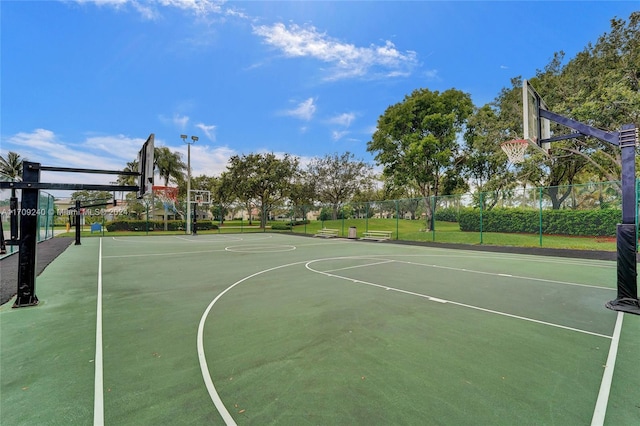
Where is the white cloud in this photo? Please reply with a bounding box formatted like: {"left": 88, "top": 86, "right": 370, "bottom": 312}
{"left": 331, "top": 130, "right": 349, "bottom": 141}
{"left": 283, "top": 98, "right": 316, "bottom": 121}
{"left": 2, "top": 129, "right": 148, "bottom": 190}
{"left": 176, "top": 143, "right": 234, "bottom": 177}
{"left": 173, "top": 114, "right": 190, "bottom": 129}
{"left": 253, "top": 23, "right": 418, "bottom": 80}
{"left": 196, "top": 123, "right": 217, "bottom": 141}
{"left": 72, "top": 0, "right": 234, "bottom": 20}
{"left": 328, "top": 112, "right": 355, "bottom": 127}
{"left": 423, "top": 69, "right": 439, "bottom": 80}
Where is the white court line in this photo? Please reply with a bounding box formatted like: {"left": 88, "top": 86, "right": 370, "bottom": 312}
{"left": 103, "top": 248, "right": 228, "bottom": 259}
{"left": 109, "top": 234, "right": 272, "bottom": 244}
{"left": 337, "top": 250, "right": 616, "bottom": 270}
{"left": 197, "top": 260, "right": 310, "bottom": 425}
{"left": 174, "top": 236, "right": 245, "bottom": 243}
{"left": 392, "top": 258, "right": 614, "bottom": 291}
{"left": 320, "top": 256, "right": 612, "bottom": 292}
{"left": 198, "top": 254, "right": 615, "bottom": 423}
{"left": 93, "top": 238, "right": 104, "bottom": 425}
{"left": 591, "top": 311, "right": 624, "bottom": 426}
{"left": 174, "top": 234, "right": 274, "bottom": 243}
{"left": 323, "top": 259, "right": 396, "bottom": 273}
{"left": 305, "top": 260, "right": 612, "bottom": 340}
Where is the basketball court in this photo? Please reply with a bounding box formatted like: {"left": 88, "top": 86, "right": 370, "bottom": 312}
{"left": 1, "top": 82, "right": 639, "bottom": 425}
{"left": 1, "top": 233, "right": 639, "bottom": 425}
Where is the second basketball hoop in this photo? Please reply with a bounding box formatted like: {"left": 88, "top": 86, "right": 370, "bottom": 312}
{"left": 500, "top": 139, "right": 529, "bottom": 164}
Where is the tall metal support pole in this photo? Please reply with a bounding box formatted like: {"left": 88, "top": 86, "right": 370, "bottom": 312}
{"left": 182, "top": 135, "right": 197, "bottom": 235}
{"left": 607, "top": 124, "right": 640, "bottom": 314}
{"left": 187, "top": 142, "right": 191, "bottom": 234}
{"left": 14, "top": 161, "right": 41, "bottom": 308}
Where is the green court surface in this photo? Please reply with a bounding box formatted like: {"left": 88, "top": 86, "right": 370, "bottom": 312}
{"left": 1, "top": 234, "right": 639, "bottom": 425}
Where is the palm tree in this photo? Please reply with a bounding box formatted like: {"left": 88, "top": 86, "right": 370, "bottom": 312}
{"left": 0, "top": 151, "right": 25, "bottom": 253}
{"left": 117, "top": 160, "right": 139, "bottom": 186}
{"left": 153, "top": 147, "right": 186, "bottom": 229}
{"left": 0, "top": 151, "right": 26, "bottom": 200}
{"left": 0, "top": 151, "right": 25, "bottom": 181}
{"left": 154, "top": 147, "right": 186, "bottom": 187}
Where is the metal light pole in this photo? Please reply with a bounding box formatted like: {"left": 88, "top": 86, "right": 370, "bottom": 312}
{"left": 181, "top": 135, "right": 198, "bottom": 234}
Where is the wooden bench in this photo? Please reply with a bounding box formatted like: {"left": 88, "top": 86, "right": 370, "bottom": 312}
{"left": 315, "top": 228, "right": 339, "bottom": 238}
{"left": 361, "top": 230, "right": 392, "bottom": 241}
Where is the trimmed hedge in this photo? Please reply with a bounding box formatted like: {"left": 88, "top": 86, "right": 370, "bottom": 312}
{"left": 106, "top": 220, "right": 218, "bottom": 232}
{"left": 271, "top": 223, "right": 293, "bottom": 230}
{"left": 458, "top": 208, "right": 621, "bottom": 237}
{"left": 434, "top": 207, "right": 459, "bottom": 222}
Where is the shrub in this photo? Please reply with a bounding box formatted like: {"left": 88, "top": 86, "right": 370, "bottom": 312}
{"left": 106, "top": 220, "right": 218, "bottom": 232}
{"left": 458, "top": 208, "right": 620, "bottom": 236}
{"left": 434, "top": 207, "right": 459, "bottom": 222}
{"left": 271, "top": 223, "right": 292, "bottom": 230}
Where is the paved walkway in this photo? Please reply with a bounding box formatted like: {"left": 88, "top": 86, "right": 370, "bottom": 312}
{"left": 0, "top": 237, "right": 73, "bottom": 306}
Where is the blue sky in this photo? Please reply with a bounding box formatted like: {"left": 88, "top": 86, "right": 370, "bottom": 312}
{"left": 1, "top": 0, "right": 637, "bottom": 192}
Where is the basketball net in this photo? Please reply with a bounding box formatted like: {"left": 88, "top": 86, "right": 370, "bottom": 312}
{"left": 500, "top": 139, "right": 529, "bottom": 164}
{"left": 152, "top": 186, "right": 179, "bottom": 211}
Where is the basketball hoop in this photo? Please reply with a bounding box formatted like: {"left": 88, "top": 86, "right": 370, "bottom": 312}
{"left": 500, "top": 139, "right": 529, "bottom": 164}
{"left": 190, "top": 190, "right": 211, "bottom": 210}
{"left": 152, "top": 186, "right": 178, "bottom": 211}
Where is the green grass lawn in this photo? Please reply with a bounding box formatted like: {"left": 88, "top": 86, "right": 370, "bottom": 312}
{"left": 60, "top": 218, "right": 618, "bottom": 251}
{"left": 293, "top": 218, "right": 619, "bottom": 251}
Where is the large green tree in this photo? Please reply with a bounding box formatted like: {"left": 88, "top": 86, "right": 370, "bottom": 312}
{"left": 463, "top": 104, "right": 513, "bottom": 191}
{"left": 305, "top": 152, "right": 374, "bottom": 220}
{"left": 70, "top": 190, "right": 114, "bottom": 205}
{"left": 212, "top": 172, "right": 238, "bottom": 223}
{"left": 367, "top": 88, "right": 473, "bottom": 229}
{"left": 548, "top": 12, "right": 640, "bottom": 184}
{"left": 225, "top": 153, "right": 299, "bottom": 228}
{"left": 288, "top": 170, "right": 316, "bottom": 221}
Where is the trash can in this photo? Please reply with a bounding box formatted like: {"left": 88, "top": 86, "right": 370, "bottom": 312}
{"left": 348, "top": 226, "right": 357, "bottom": 239}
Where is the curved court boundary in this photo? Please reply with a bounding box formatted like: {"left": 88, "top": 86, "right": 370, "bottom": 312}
{"left": 197, "top": 253, "right": 616, "bottom": 424}
{"left": 196, "top": 260, "right": 310, "bottom": 426}
{"left": 305, "top": 257, "right": 612, "bottom": 339}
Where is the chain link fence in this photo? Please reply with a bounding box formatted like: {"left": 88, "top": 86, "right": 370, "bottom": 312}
{"left": 47, "top": 180, "right": 637, "bottom": 251}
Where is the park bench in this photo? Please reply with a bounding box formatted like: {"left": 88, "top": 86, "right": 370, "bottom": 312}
{"left": 315, "top": 228, "right": 340, "bottom": 238}
{"left": 361, "top": 230, "right": 392, "bottom": 241}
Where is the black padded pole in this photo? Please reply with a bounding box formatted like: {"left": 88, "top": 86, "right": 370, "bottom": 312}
{"left": 606, "top": 124, "right": 640, "bottom": 314}
{"left": 14, "top": 162, "right": 41, "bottom": 308}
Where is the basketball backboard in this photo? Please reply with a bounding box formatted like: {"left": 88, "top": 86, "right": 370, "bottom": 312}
{"left": 523, "top": 79, "right": 551, "bottom": 154}
{"left": 137, "top": 133, "right": 155, "bottom": 198}
{"left": 191, "top": 189, "right": 211, "bottom": 205}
